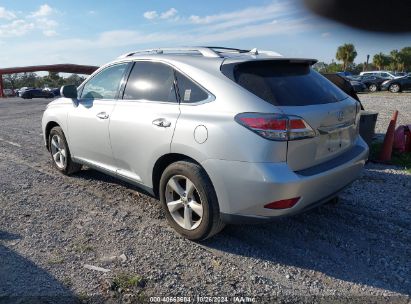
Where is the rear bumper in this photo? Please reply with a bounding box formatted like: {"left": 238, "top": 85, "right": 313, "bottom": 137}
{"left": 202, "top": 137, "right": 369, "bottom": 223}
{"left": 220, "top": 191, "right": 342, "bottom": 224}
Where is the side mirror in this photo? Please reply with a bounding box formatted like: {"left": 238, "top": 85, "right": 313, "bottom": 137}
{"left": 60, "top": 85, "right": 78, "bottom": 99}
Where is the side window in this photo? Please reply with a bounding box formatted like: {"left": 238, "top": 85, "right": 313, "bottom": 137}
{"left": 175, "top": 71, "right": 209, "bottom": 103}
{"left": 123, "top": 61, "right": 177, "bottom": 102}
{"left": 81, "top": 63, "right": 128, "bottom": 99}
{"left": 380, "top": 73, "right": 389, "bottom": 78}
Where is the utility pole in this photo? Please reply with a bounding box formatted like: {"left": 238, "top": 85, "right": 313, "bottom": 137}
{"left": 364, "top": 54, "right": 370, "bottom": 71}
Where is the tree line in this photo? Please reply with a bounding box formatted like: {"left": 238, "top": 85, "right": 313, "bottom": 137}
{"left": 3, "top": 72, "right": 86, "bottom": 90}
{"left": 3, "top": 43, "right": 410, "bottom": 88}
{"left": 314, "top": 44, "right": 411, "bottom": 74}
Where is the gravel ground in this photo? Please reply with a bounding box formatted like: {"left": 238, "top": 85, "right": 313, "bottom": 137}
{"left": 358, "top": 92, "right": 411, "bottom": 139}
{"left": 0, "top": 94, "right": 410, "bottom": 304}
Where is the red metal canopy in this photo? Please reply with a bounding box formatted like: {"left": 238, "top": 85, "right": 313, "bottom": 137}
{"left": 0, "top": 64, "right": 99, "bottom": 97}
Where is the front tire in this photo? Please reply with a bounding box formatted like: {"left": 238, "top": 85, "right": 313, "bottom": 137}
{"left": 159, "top": 161, "right": 225, "bottom": 241}
{"left": 49, "top": 126, "right": 81, "bottom": 175}
{"left": 389, "top": 83, "right": 401, "bottom": 93}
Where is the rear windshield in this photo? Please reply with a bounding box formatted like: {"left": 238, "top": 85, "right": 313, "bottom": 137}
{"left": 224, "top": 61, "right": 348, "bottom": 106}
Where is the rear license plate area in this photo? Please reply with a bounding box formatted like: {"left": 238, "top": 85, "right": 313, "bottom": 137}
{"left": 317, "top": 129, "right": 351, "bottom": 157}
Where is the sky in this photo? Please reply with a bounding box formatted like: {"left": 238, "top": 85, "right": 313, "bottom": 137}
{"left": 0, "top": 0, "right": 410, "bottom": 68}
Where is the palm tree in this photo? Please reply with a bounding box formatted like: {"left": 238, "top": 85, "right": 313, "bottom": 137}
{"left": 400, "top": 47, "right": 411, "bottom": 71}
{"left": 390, "top": 49, "right": 404, "bottom": 71}
{"left": 336, "top": 43, "right": 357, "bottom": 71}
{"left": 373, "top": 53, "right": 389, "bottom": 70}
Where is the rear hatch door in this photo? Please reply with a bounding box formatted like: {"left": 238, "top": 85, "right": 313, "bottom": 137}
{"left": 279, "top": 99, "right": 358, "bottom": 171}
{"left": 223, "top": 59, "right": 359, "bottom": 171}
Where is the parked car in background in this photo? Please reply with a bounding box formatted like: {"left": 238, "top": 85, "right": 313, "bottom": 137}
{"left": 16, "top": 87, "right": 34, "bottom": 97}
{"left": 42, "top": 46, "right": 368, "bottom": 240}
{"left": 348, "top": 79, "right": 368, "bottom": 93}
{"left": 21, "top": 88, "right": 54, "bottom": 99}
{"left": 394, "top": 72, "right": 408, "bottom": 77}
{"left": 3, "top": 89, "right": 15, "bottom": 96}
{"left": 336, "top": 71, "right": 352, "bottom": 77}
{"left": 348, "top": 75, "right": 385, "bottom": 92}
{"left": 381, "top": 75, "right": 411, "bottom": 93}
{"left": 51, "top": 88, "right": 61, "bottom": 97}
{"left": 359, "top": 71, "right": 399, "bottom": 79}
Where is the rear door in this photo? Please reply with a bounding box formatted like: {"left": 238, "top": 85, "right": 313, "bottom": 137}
{"left": 109, "top": 61, "right": 180, "bottom": 185}
{"left": 227, "top": 60, "right": 359, "bottom": 171}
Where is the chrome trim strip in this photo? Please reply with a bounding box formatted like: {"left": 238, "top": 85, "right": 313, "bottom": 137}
{"left": 317, "top": 120, "right": 355, "bottom": 135}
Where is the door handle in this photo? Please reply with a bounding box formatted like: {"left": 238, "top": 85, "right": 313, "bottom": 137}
{"left": 96, "top": 112, "right": 109, "bottom": 119}
{"left": 152, "top": 118, "right": 171, "bottom": 128}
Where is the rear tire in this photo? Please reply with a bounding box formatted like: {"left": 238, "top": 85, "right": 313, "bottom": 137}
{"left": 159, "top": 161, "right": 225, "bottom": 241}
{"left": 49, "top": 126, "right": 81, "bottom": 175}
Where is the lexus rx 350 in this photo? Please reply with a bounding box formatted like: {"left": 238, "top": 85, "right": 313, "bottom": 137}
{"left": 42, "top": 47, "right": 368, "bottom": 240}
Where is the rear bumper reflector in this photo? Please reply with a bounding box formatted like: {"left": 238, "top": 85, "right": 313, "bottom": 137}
{"left": 264, "top": 197, "right": 301, "bottom": 209}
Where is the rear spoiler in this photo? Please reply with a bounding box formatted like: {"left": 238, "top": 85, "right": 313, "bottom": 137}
{"left": 222, "top": 57, "right": 318, "bottom": 66}
{"left": 221, "top": 58, "right": 318, "bottom": 82}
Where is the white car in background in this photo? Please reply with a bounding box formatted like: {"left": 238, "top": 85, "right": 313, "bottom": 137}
{"left": 359, "top": 71, "right": 400, "bottom": 79}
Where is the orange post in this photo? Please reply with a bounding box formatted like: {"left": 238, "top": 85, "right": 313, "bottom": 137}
{"left": 378, "top": 110, "right": 399, "bottom": 162}
{"left": 0, "top": 74, "right": 4, "bottom": 98}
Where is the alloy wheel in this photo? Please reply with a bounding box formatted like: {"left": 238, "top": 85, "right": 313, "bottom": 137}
{"left": 369, "top": 84, "right": 377, "bottom": 92}
{"left": 50, "top": 134, "right": 67, "bottom": 169}
{"left": 165, "top": 175, "right": 203, "bottom": 230}
{"left": 389, "top": 84, "right": 400, "bottom": 93}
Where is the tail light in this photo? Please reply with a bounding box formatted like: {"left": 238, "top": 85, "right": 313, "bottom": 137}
{"left": 264, "top": 197, "right": 300, "bottom": 209}
{"left": 235, "top": 113, "right": 315, "bottom": 141}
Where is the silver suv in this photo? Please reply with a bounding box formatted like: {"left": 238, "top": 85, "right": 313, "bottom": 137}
{"left": 42, "top": 47, "right": 369, "bottom": 240}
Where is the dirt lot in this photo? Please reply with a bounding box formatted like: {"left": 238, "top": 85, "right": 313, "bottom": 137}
{"left": 0, "top": 93, "right": 410, "bottom": 303}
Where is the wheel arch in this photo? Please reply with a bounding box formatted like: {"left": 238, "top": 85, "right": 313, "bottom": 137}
{"left": 45, "top": 121, "right": 60, "bottom": 150}
{"left": 152, "top": 153, "right": 210, "bottom": 198}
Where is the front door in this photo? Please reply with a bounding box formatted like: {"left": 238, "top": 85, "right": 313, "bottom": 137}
{"left": 67, "top": 62, "right": 129, "bottom": 171}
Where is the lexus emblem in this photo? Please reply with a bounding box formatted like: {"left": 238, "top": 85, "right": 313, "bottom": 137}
{"left": 337, "top": 111, "right": 344, "bottom": 121}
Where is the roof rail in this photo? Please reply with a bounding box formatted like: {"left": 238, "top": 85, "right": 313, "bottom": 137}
{"left": 118, "top": 47, "right": 221, "bottom": 59}
{"left": 202, "top": 46, "right": 282, "bottom": 57}
{"left": 117, "top": 46, "right": 282, "bottom": 59}
{"left": 202, "top": 46, "right": 250, "bottom": 53}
